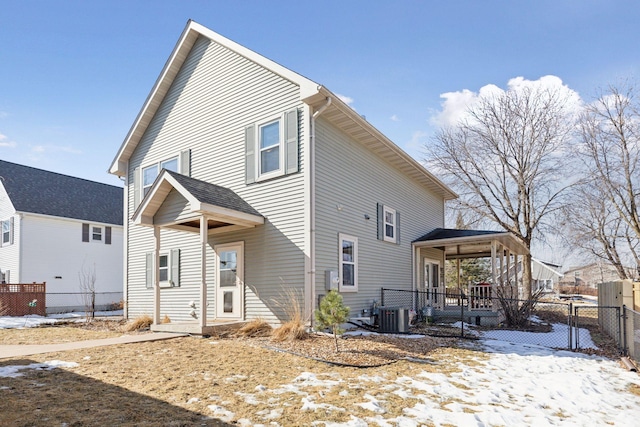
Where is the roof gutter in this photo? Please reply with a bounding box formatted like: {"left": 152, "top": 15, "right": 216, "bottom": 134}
{"left": 309, "top": 96, "right": 331, "bottom": 326}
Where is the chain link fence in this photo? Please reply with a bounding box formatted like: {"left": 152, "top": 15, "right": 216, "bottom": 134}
{"left": 45, "top": 292, "right": 123, "bottom": 314}
{"left": 623, "top": 307, "right": 640, "bottom": 366}
{"left": 378, "top": 288, "right": 621, "bottom": 353}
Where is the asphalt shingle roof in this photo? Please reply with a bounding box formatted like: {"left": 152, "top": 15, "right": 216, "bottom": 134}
{"left": 413, "top": 228, "right": 504, "bottom": 243}
{"left": 165, "top": 170, "right": 262, "bottom": 218}
{"left": 0, "top": 160, "right": 123, "bottom": 225}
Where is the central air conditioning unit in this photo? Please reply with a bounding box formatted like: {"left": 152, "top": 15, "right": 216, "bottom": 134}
{"left": 378, "top": 307, "right": 409, "bottom": 333}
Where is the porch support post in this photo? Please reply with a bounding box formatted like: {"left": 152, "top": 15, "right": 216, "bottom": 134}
{"left": 491, "top": 241, "right": 497, "bottom": 312}
{"left": 153, "top": 226, "right": 161, "bottom": 325}
{"left": 411, "top": 244, "right": 416, "bottom": 310}
{"left": 200, "top": 216, "right": 207, "bottom": 328}
{"left": 506, "top": 249, "right": 511, "bottom": 288}
{"left": 499, "top": 245, "right": 504, "bottom": 286}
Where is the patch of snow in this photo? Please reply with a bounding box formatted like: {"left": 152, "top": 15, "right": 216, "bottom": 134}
{"left": 207, "top": 405, "right": 234, "bottom": 423}
{"left": 357, "top": 394, "right": 386, "bottom": 414}
{"left": 0, "top": 360, "right": 79, "bottom": 378}
{"left": 0, "top": 310, "right": 123, "bottom": 329}
{"left": 186, "top": 397, "right": 200, "bottom": 404}
{"left": 301, "top": 395, "right": 345, "bottom": 412}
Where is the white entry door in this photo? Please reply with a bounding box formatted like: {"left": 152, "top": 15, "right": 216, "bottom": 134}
{"left": 215, "top": 242, "right": 244, "bottom": 319}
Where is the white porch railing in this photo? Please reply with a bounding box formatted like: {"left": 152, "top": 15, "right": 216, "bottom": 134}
{"left": 468, "top": 283, "right": 494, "bottom": 311}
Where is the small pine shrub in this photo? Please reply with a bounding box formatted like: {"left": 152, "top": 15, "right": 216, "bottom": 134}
{"left": 124, "top": 314, "right": 153, "bottom": 332}
{"left": 315, "top": 290, "right": 350, "bottom": 352}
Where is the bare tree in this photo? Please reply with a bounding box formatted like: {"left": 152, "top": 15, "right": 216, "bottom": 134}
{"left": 562, "top": 182, "right": 636, "bottom": 279}
{"left": 427, "top": 85, "right": 576, "bottom": 298}
{"left": 574, "top": 83, "right": 640, "bottom": 277}
{"left": 79, "top": 263, "right": 97, "bottom": 322}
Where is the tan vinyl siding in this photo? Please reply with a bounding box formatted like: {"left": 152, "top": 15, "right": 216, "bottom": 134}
{"left": 153, "top": 189, "right": 191, "bottom": 225}
{"left": 314, "top": 118, "right": 444, "bottom": 314}
{"left": 125, "top": 35, "right": 306, "bottom": 322}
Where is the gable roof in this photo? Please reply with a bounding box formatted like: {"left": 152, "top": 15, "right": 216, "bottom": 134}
{"left": 132, "top": 169, "right": 263, "bottom": 231}
{"left": 109, "top": 20, "right": 457, "bottom": 201}
{"left": 0, "top": 160, "right": 123, "bottom": 225}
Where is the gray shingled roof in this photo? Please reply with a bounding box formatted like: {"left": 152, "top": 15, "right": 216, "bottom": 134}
{"left": 413, "top": 228, "right": 504, "bottom": 243}
{"left": 0, "top": 160, "right": 123, "bottom": 225}
{"left": 165, "top": 170, "right": 262, "bottom": 217}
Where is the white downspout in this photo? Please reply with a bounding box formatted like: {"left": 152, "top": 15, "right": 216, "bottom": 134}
{"left": 309, "top": 96, "right": 331, "bottom": 326}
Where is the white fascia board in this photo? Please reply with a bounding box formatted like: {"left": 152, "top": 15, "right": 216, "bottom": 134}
{"left": 19, "top": 211, "right": 123, "bottom": 228}
{"left": 109, "top": 20, "right": 320, "bottom": 176}
{"left": 309, "top": 87, "right": 458, "bottom": 201}
{"left": 196, "top": 203, "right": 264, "bottom": 226}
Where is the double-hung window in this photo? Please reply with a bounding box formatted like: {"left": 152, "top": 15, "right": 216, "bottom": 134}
{"left": 92, "top": 226, "right": 102, "bottom": 241}
{"left": 339, "top": 233, "right": 358, "bottom": 292}
{"left": 245, "top": 109, "right": 299, "bottom": 184}
{"left": 377, "top": 203, "right": 400, "bottom": 244}
{"left": 145, "top": 249, "right": 180, "bottom": 288}
{"left": 259, "top": 119, "right": 282, "bottom": 177}
{"left": 1, "top": 220, "right": 11, "bottom": 245}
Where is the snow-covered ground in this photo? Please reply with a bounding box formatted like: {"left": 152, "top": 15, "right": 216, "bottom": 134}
{"left": 1, "top": 317, "right": 639, "bottom": 426}
{"left": 0, "top": 310, "right": 123, "bottom": 329}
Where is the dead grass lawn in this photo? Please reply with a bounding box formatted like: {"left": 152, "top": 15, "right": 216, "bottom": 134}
{"left": 0, "top": 324, "right": 485, "bottom": 426}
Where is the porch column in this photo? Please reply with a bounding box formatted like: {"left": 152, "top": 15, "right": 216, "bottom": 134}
{"left": 491, "top": 241, "right": 497, "bottom": 312}
{"left": 506, "top": 249, "right": 511, "bottom": 288}
{"left": 153, "top": 226, "right": 161, "bottom": 325}
{"left": 200, "top": 216, "right": 207, "bottom": 328}
{"left": 499, "top": 245, "right": 504, "bottom": 286}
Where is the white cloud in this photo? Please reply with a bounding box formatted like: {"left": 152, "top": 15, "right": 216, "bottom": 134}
{"left": 390, "top": 114, "right": 400, "bottom": 122}
{"left": 336, "top": 93, "right": 354, "bottom": 106}
{"left": 0, "top": 132, "right": 17, "bottom": 148}
{"left": 430, "top": 75, "right": 583, "bottom": 128}
{"left": 30, "top": 145, "right": 81, "bottom": 155}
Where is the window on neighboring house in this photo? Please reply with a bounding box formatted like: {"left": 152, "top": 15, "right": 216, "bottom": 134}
{"left": 245, "top": 109, "right": 299, "bottom": 184}
{"left": 145, "top": 249, "right": 180, "bottom": 288}
{"left": 339, "top": 233, "right": 358, "bottom": 292}
{"left": 92, "top": 226, "right": 102, "bottom": 241}
{"left": 2, "top": 221, "right": 10, "bottom": 245}
{"left": 377, "top": 204, "right": 400, "bottom": 244}
{"left": 1, "top": 270, "right": 8, "bottom": 284}
{"left": 82, "top": 224, "right": 112, "bottom": 244}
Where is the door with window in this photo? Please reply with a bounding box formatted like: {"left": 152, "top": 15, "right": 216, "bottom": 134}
{"left": 215, "top": 242, "right": 244, "bottom": 319}
{"left": 423, "top": 258, "right": 442, "bottom": 309}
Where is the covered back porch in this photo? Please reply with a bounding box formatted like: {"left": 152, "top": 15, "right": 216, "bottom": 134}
{"left": 412, "top": 228, "right": 529, "bottom": 325}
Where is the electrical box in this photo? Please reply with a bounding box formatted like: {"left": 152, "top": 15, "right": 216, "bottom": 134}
{"left": 325, "top": 270, "right": 339, "bottom": 290}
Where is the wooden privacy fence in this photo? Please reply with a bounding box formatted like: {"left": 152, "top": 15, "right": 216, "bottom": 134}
{"left": 0, "top": 283, "right": 46, "bottom": 316}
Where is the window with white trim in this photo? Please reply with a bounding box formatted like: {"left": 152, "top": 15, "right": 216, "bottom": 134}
{"left": 1, "top": 219, "right": 11, "bottom": 246}
{"left": 339, "top": 233, "right": 358, "bottom": 292}
{"left": 142, "top": 156, "right": 179, "bottom": 197}
{"left": 92, "top": 226, "right": 102, "bottom": 242}
{"left": 145, "top": 249, "right": 180, "bottom": 288}
{"left": 259, "top": 119, "right": 282, "bottom": 177}
{"left": 383, "top": 206, "right": 396, "bottom": 243}
{"left": 377, "top": 203, "right": 400, "bottom": 245}
{"left": 245, "top": 109, "right": 299, "bottom": 184}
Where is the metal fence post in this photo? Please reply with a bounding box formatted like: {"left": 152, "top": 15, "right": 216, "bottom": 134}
{"left": 616, "top": 306, "right": 622, "bottom": 355}
{"left": 568, "top": 302, "right": 573, "bottom": 351}
{"left": 622, "top": 305, "right": 629, "bottom": 356}
{"left": 460, "top": 292, "right": 465, "bottom": 338}
{"left": 381, "top": 288, "right": 385, "bottom": 307}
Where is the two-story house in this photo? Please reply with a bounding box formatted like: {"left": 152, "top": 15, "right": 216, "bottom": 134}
{"left": 109, "top": 21, "right": 526, "bottom": 334}
{"left": 0, "top": 160, "right": 123, "bottom": 313}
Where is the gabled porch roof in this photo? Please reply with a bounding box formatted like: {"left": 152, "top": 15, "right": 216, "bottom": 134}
{"left": 132, "top": 169, "right": 264, "bottom": 234}
{"left": 413, "top": 228, "right": 529, "bottom": 259}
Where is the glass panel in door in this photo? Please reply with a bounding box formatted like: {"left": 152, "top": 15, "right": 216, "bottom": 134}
{"left": 216, "top": 243, "right": 243, "bottom": 319}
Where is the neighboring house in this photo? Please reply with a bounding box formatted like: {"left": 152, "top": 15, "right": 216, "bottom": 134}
{"left": 0, "top": 160, "right": 123, "bottom": 313}
{"left": 530, "top": 259, "right": 564, "bottom": 293}
{"left": 110, "top": 21, "right": 529, "bottom": 334}
{"left": 560, "top": 263, "right": 637, "bottom": 289}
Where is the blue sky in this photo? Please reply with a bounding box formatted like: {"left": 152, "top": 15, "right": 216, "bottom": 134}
{"left": 0, "top": 0, "right": 638, "bottom": 187}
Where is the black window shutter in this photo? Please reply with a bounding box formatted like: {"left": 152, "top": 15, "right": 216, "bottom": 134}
{"left": 245, "top": 125, "right": 256, "bottom": 184}
{"left": 9, "top": 217, "right": 13, "bottom": 245}
{"left": 396, "top": 211, "right": 401, "bottom": 245}
{"left": 105, "top": 226, "right": 112, "bottom": 245}
{"left": 82, "top": 223, "right": 90, "bottom": 242}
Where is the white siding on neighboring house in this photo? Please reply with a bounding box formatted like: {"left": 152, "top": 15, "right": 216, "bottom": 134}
{"left": 20, "top": 214, "right": 123, "bottom": 312}
{"left": 314, "top": 118, "right": 445, "bottom": 314}
{"left": 0, "top": 184, "right": 19, "bottom": 283}
{"left": 125, "top": 35, "right": 307, "bottom": 323}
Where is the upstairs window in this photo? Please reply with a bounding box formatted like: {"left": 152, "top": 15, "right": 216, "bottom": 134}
{"left": 245, "top": 109, "right": 299, "bottom": 184}
{"left": 142, "top": 156, "right": 179, "bottom": 197}
{"left": 259, "top": 120, "right": 282, "bottom": 176}
{"left": 377, "top": 204, "right": 400, "bottom": 244}
{"left": 82, "top": 224, "right": 112, "bottom": 244}
{"left": 92, "top": 226, "right": 102, "bottom": 241}
{"left": 1, "top": 218, "right": 13, "bottom": 247}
